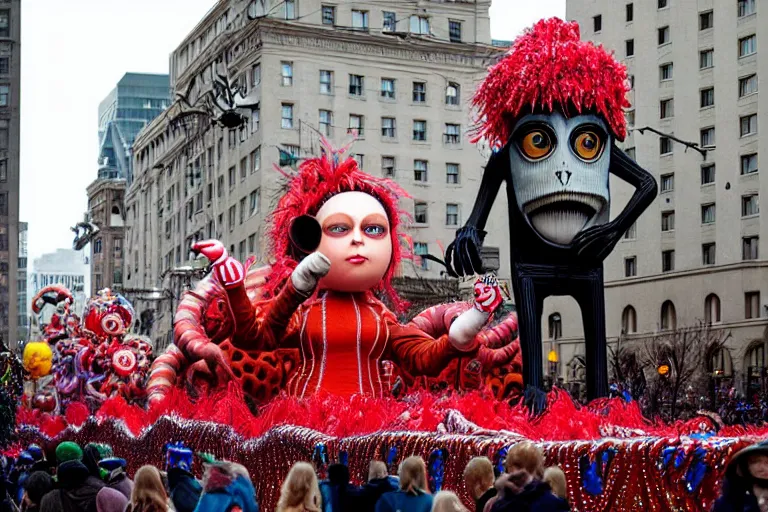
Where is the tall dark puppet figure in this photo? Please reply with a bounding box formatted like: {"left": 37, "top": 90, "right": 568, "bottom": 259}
{"left": 446, "top": 18, "right": 657, "bottom": 402}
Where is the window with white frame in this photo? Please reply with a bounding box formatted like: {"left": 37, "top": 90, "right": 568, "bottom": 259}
{"left": 624, "top": 257, "right": 637, "bottom": 277}
{"left": 738, "top": 0, "right": 756, "bottom": 17}
{"left": 281, "top": 103, "right": 294, "bottom": 129}
{"left": 741, "top": 153, "right": 758, "bottom": 175}
{"left": 281, "top": 62, "right": 293, "bottom": 86}
{"left": 662, "top": 251, "right": 675, "bottom": 273}
{"left": 446, "top": 163, "right": 459, "bottom": 184}
{"left": 658, "top": 26, "right": 670, "bottom": 45}
{"left": 739, "top": 74, "right": 758, "bottom": 97}
{"left": 320, "top": 70, "right": 333, "bottom": 94}
{"left": 701, "top": 203, "right": 716, "bottom": 224}
{"left": 746, "top": 291, "right": 761, "bottom": 319}
{"left": 742, "top": 194, "right": 759, "bottom": 217}
{"left": 349, "top": 74, "right": 364, "bottom": 96}
{"left": 444, "top": 123, "right": 460, "bottom": 144}
{"left": 352, "top": 10, "right": 369, "bottom": 29}
{"left": 624, "top": 222, "right": 637, "bottom": 240}
{"left": 661, "top": 210, "right": 675, "bottom": 231}
{"left": 626, "top": 110, "right": 635, "bottom": 127}
{"left": 414, "top": 160, "right": 428, "bottom": 182}
{"left": 659, "top": 63, "right": 673, "bottom": 81}
{"left": 382, "top": 11, "right": 396, "bottom": 32}
{"left": 700, "top": 49, "right": 714, "bottom": 69}
{"left": 348, "top": 114, "right": 363, "bottom": 136}
{"left": 382, "top": 156, "right": 395, "bottom": 177}
{"left": 660, "top": 173, "right": 674, "bottom": 192}
{"left": 284, "top": 0, "right": 296, "bottom": 19}
{"left": 251, "top": 63, "right": 261, "bottom": 86}
{"left": 449, "top": 20, "right": 462, "bottom": 42}
{"left": 702, "top": 243, "right": 716, "bottom": 265}
{"left": 741, "top": 114, "right": 757, "bottom": 136}
{"left": 743, "top": 236, "right": 759, "bottom": 260}
{"left": 739, "top": 35, "right": 757, "bottom": 58}
{"left": 251, "top": 108, "right": 260, "bottom": 133}
{"left": 319, "top": 110, "right": 332, "bottom": 136}
{"left": 251, "top": 146, "right": 261, "bottom": 173}
{"left": 700, "top": 87, "right": 714, "bottom": 108}
{"left": 414, "top": 202, "right": 428, "bottom": 224}
{"left": 413, "top": 82, "right": 426, "bottom": 102}
{"left": 699, "top": 10, "right": 713, "bottom": 30}
{"left": 381, "top": 78, "right": 395, "bottom": 99}
{"left": 660, "top": 99, "right": 674, "bottom": 119}
{"left": 446, "top": 203, "right": 459, "bottom": 226}
{"left": 701, "top": 164, "right": 716, "bottom": 184}
{"left": 410, "top": 15, "right": 430, "bottom": 34}
{"left": 446, "top": 82, "right": 459, "bottom": 105}
{"left": 381, "top": 117, "right": 396, "bottom": 138}
{"left": 413, "top": 120, "right": 427, "bottom": 141}
{"left": 0, "top": 85, "right": 9, "bottom": 107}
{"left": 352, "top": 154, "right": 364, "bottom": 168}
{"left": 701, "top": 127, "right": 715, "bottom": 146}
{"left": 414, "top": 242, "right": 429, "bottom": 270}
{"left": 321, "top": 5, "right": 335, "bottom": 25}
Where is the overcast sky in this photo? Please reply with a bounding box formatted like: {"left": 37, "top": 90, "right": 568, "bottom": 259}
{"left": 20, "top": 0, "right": 565, "bottom": 261}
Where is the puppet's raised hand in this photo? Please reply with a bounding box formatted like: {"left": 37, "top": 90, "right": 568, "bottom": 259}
{"left": 449, "top": 275, "right": 502, "bottom": 352}
{"left": 291, "top": 252, "right": 331, "bottom": 293}
{"left": 192, "top": 240, "right": 244, "bottom": 289}
{"left": 572, "top": 223, "right": 624, "bottom": 262}
{"left": 445, "top": 226, "right": 485, "bottom": 277}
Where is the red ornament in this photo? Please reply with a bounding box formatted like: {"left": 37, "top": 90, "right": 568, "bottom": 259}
{"left": 112, "top": 349, "right": 137, "bottom": 377}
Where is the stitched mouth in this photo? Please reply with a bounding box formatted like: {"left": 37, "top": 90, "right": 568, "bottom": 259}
{"left": 523, "top": 193, "right": 606, "bottom": 245}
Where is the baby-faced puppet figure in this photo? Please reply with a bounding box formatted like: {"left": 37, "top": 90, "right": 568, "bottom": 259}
{"left": 192, "top": 147, "right": 503, "bottom": 398}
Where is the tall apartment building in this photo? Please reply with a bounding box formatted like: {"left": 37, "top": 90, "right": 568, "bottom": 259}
{"left": 98, "top": 73, "right": 171, "bottom": 183}
{"left": 17, "top": 221, "right": 26, "bottom": 342}
{"left": 0, "top": 1, "right": 20, "bottom": 348}
{"left": 551, "top": 0, "right": 767, "bottom": 392}
{"left": 124, "top": 0, "right": 510, "bottom": 348}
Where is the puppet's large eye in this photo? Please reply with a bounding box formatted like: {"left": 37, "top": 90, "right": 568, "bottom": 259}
{"left": 518, "top": 130, "right": 554, "bottom": 160}
{"left": 571, "top": 128, "right": 605, "bottom": 161}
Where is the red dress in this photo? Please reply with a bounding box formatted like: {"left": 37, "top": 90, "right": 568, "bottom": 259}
{"left": 225, "top": 282, "right": 469, "bottom": 398}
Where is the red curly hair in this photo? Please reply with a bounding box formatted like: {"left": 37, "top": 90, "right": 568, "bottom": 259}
{"left": 264, "top": 138, "right": 410, "bottom": 313}
{"left": 472, "top": 17, "right": 631, "bottom": 149}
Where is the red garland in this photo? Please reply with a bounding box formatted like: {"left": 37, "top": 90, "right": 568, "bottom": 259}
{"left": 472, "top": 17, "right": 631, "bottom": 148}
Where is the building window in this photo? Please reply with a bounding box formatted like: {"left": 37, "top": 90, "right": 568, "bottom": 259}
{"left": 625, "top": 147, "right": 636, "bottom": 160}
{"left": 217, "top": 176, "right": 224, "bottom": 197}
{"left": 629, "top": 75, "right": 635, "bottom": 89}
{"left": 701, "top": 203, "right": 716, "bottom": 224}
{"left": 0, "top": 58, "right": 7, "bottom": 75}
{"left": 659, "top": 63, "right": 673, "bottom": 81}
{"left": 281, "top": 103, "right": 293, "bottom": 129}
{"left": 449, "top": 20, "right": 462, "bottom": 42}
{"left": 746, "top": 292, "right": 761, "bottom": 319}
{"left": 319, "top": 70, "right": 333, "bottom": 94}
{"left": 701, "top": 127, "right": 715, "bottom": 146}
{"left": 739, "top": 35, "right": 757, "bottom": 58}
{"left": 382, "top": 156, "right": 395, "bottom": 177}
{"left": 622, "top": 306, "right": 637, "bottom": 334}
{"left": 349, "top": 74, "right": 364, "bottom": 96}
{"left": 348, "top": 114, "right": 363, "bottom": 137}
{"left": 699, "top": 10, "right": 713, "bottom": 30}
{"left": 0, "top": 120, "right": 5, "bottom": 149}
{"left": 410, "top": 15, "right": 430, "bottom": 34}
{"left": 446, "top": 163, "right": 459, "bottom": 184}
{"left": 700, "top": 87, "right": 714, "bottom": 108}
{"left": 738, "top": 0, "right": 756, "bottom": 17}
{"left": 658, "top": 26, "right": 670, "bottom": 45}
{"left": 248, "top": 234, "right": 256, "bottom": 254}
{"left": 249, "top": 188, "right": 260, "bottom": 215}
{"left": 352, "top": 154, "right": 364, "bottom": 168}
{"left": 660, "top": 137, "right": 672, "bottom": 155}
{"left": 284, "top": 0, "right": 296, "bottom": 19}
{"left": 702, "top": 243, "right": 716, "bottom": 265}
{"left": 321, "top": 5, "right": 335, "bottom": 25}
{"left": 0, "top": 85, "right": 8, "bottom": 107}
{"left": 414, "top": 202, "right": 428, "bottom": 224}
{"left": 251, "top": 108, "right": 260, "bottom": 132}
{"left": 239, "top": 197, "right": 246, "bottom": 224}
{"left": 228, "top": 166, "right": 236, "bottom": 188}
{"left": 624, "top": 256, "right": 637, "bottom": 277}
{"left": 739, "top": 74, "right": 758, "bottom": 97}
{"left": 625, "top": 110, "right": 635, "bottom": 127}
{"left": 413, "top": 82, "right": 426, "bottom": 103}
{"left": 228, "top": 205, "right": 236, "bottom": 231}
{"left": 446, "top": 203, "right": 459, "bottom": 226}
{"left": 705, "top": 294, "right": 721, "bottom": 324}
{"left": 381, "top": 78, "right": 395, "bottom": 99}
{"left": 700, "top": 49, "right": 714, "bottom": 69}
{"left": 319, "top": 110, "right": 332, "bottom": 136}
{"left": 383, "top": 11, "right": 396, "bottom": 32}
{"left": 661, "top": 300, "right": 677, "bottom": 330}
{"left": 240, "top": 157, "right": 248, "bottom": 181}
{"left": 446, "top": 82, "right": 460, "bottom": 105}
{"left": 626, "top": 3, "right": 634, "bottom": 22}
{"left": 413, "top": 120, "right": 427, "bottom": 141}
{"left": 662, "top": 250, "right": 675, "bottom": 272}
{"left": 658, "top": 0, "right": 668, "bottom": 7}
{"left": 660, "top": 99, "right": 674, "bottom": 119}
{"left": 742, "top": 194, "right": 759, "bottom": 217}
{"left": 741, "top": 153, "right": 758, "bottom": 175}
{"left": 281, "top": 61, "right": 293, "bottom": 86}
{"left": 660, "top": 173, "right": 674, "bottom": 192}
{"left": 743, "top": 236, "right": 759, "bottom": 260}
{"left": 626, "top": 39, "right": 635, "bottom": 57}
{"left": 250, "top": 64, "right": 261, "bottom": 87}
{"left": 352, "top": 10, "right": 369, "bottom": 30}
{"left": 593, "top": 15, "right": 602, "bottom": 32}
{"left": 741, "top": 114, "right": 758, "bottom": 137}
{"left": 414, "top": 242, "right": 429, "bottom": 270}
{"left": 93, "top": 238, "right": 102, "bottom": 254}
{"left": 414, "top": 160, "right": 428, "bottom": 182}
{"left": 381, "top": 117, "right": 396, "bottom": 138}
{"left": 444, "top": 123, "right": 460, "bottom": 144}
{"left": 624, "top": 222, "right": 637, "bottom": 240}
{"left": 279, "top": 145, "right": 300, "bottom": 167}
{"left": 701, "top": 164, "right": 716, "bottom": 184}
{"left": 0, "top": 11, "right": 8, "bottom": 38}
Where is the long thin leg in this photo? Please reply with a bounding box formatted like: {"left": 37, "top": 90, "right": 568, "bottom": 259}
{"left": 512, "top": 273, "right": 544, "bottom": 391}
{"left": 575, "top": 270, "right": 609, "bottom": 400}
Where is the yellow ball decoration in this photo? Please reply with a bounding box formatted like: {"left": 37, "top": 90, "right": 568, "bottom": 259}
{"left": 23, "top": 341, "right": 53, "bottom": 379}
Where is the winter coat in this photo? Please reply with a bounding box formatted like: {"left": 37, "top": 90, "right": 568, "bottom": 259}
{"left": 350, "top": 477, "right": 399, "bottom": 511}
{"left": 489, "top": 481, "right": 569, "bottom": 512}
{"left": 713, "top": 440, "right": 768, "bottom": 512}
{"left": 193, "top": 463, "right": 258, "bottom": 512}
{"left": 167, "top": 467, "right": 202, "bottom": 512}
{"left": 95, "top": 486, "right": 129, "bottom": 512}
{"left": 375, "top": 490, "right": 433, "bottom": 512}
{"left": 40, "top": 460, "right": 105, "bottom": 512}
{"left": 476, "top": 488, "right": 497, "bottom": 512}
{"left": 106, "top": 471, "right": 134, "bottom": 501}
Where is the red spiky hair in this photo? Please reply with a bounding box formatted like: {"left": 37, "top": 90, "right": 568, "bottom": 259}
{"left": 264, "top": 138, "right": 410, "bottom": 313}
{"left": 472, "top": 17, "right": 631, "bottom": 149}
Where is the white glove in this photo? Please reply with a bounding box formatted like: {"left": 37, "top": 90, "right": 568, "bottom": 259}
{"left": 449, "top": 308, "right": 489, "bottom": 352}
{"left": 291, "top": 252, "right": 331, "bottom": 293}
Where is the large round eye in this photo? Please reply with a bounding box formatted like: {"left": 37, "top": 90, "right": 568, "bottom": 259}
{"left": 572, "top": 130, "right": 604, "bottom": 161}
{"left": 363, "top": 224, "right": 387, "bottom": 237}
{"left": 519, "top": 130, "right": 554, "bottom": 160}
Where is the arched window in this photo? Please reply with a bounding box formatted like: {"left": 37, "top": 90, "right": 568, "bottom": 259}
{"left": 445, "top": 82, "right": 460, "bottom": 106}
{"left": 709, "top": 347, "right": 733, "bottom": 378}
{"left": 622, "top": 305, "right": 637, "bottom": 334}
{"left": 110, "top": 205, "right": 124, "bottom": 227}
{"left": 705, "top": 294, "right": 721, "bottom": 324}
{"left": 548, "top": 313, "right": 562, "bottom": 340}
{"left": 746, "top": 342, "right": 765, "bottom": 395}
{"left": 660, "top": 300, "right": 676, "bottom": 330}
{"left": 567, "top": 356, "right": 586, "bottom": 402}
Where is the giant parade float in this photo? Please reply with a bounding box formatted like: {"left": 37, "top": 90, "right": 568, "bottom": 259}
{"left": 2, "top": 17, "right": 764, "bottom": 512}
